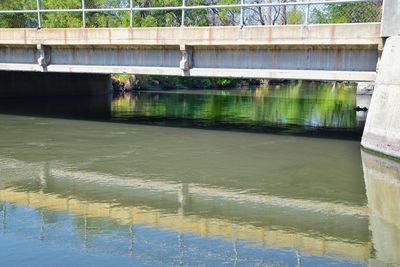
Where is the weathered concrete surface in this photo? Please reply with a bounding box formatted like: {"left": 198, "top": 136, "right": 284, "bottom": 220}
{"left": 381, "top": 0, "right": 400, "bottom": 37}
{"left": 0, "top": 45, "right": 378, "bottom": 74}
{"left": 361, "top": 151, "right": 400, "bottom": 265}
{"left": 0, "top": 71, "right": 112, "bottom": 97}
{"left": 0, "top": 24, "right": 381, "bottom": 81}
{"left": 0, "top": 24, "right": 382, "bottom": 46}
{"left": 361, "top": 36, "right": 400, "bottom": 158}
{"left": 356, "top": 82, "right": 374, "bottom": 95}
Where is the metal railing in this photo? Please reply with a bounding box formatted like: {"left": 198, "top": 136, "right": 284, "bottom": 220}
{"left": 0, "top": 0, "right": 381, "bottom": 28}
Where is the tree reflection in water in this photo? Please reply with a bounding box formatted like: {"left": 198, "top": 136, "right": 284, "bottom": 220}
{"left": 112, "top": 82, "right": 367, "bottom": 137}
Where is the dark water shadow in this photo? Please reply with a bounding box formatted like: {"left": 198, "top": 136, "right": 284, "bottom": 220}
{"left": 0, "top": 85, "right": 369, "bottom": 141}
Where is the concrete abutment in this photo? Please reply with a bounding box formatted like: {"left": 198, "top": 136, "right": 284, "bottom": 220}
{"left": 0, "top": 71, "right": 112, "bottom": 97}
{"left": 361, "top": 36, "right": 400, "bottom": 159}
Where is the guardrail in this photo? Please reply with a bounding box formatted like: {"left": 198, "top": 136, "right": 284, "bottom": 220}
{"left": 0, "top": 0, "right": 381, "bottom": 28}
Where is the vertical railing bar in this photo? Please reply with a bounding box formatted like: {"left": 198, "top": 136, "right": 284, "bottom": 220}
{"left": 81, "top": 0, "right": 86, "bottom": 28}
{"left": 304, "top": 0, "right": 310, "bottom": 25}
{"left": 269, "top": 0, "right": 273, "bottom": 25}
{"left": 130, "top": 0, "right": 133, "bottom": 27}
{"left": 240, "top": 0, "right": 244, "bottom": 26}
{"left": 181, "top": 0, "right": 186, "bottom": 27}
{"left": 36, "top": 0, "right": 41, "bottom": 28}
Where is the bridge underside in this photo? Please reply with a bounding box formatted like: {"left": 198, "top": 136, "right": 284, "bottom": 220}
{"left": 0, "top": 24, "right": 381, "bottom": 81}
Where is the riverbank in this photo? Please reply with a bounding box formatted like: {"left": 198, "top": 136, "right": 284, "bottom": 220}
{"left": 112, "top": 74, "right": 266, "bottom": 91}
{"left": 111, "top": 74, "right": 361, "bottom": 94}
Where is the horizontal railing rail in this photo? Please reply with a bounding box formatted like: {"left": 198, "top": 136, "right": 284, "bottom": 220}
{"left": 0, "top": 0, "right": 381, "bottom": 28}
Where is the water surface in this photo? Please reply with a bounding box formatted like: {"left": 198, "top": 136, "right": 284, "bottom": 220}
{"left": 0, "top": 84, "right": 398, "bottom": 266}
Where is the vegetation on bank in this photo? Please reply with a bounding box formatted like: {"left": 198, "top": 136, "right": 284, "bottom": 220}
{"left": 112, "top": 74, "right": 265, "bottom": 91}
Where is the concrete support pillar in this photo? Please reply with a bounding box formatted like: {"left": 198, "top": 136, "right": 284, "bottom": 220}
{"left": 0, "top": 71, "right": 112, "bottom": 97}
{"left": 361, "top": 36, "right": 400, "bottom": 158}
{"left": 381, "top": 0, "right": 400, "bottom": 37}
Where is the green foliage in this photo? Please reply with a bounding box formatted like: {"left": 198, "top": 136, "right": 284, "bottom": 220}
{"left": 214, "top": 78, "right": 236, "bottom": 87}
{"left": 287, "top": 9, "right": 303, "bottom": 25}
{"left": 40, "top": 0, "right": 115, "bottom": 27}
{"left": 0, "top": 0, "right": 36, "bottom": 28}
{"left": 122, "top": 0, "right": 210, "bottom": 27}
{"left": 0, "top": 0, "right": 382, "bottom": 27}
{"left": 113, "top": 74, "right": 131, "bottom": 84}
{"left": 116, "top": 75, "right": 247, "bottom": 90}
{"left": 0, "top": 0, "right": 241, "bottom": 28}
{"left": 312, "top": 2, "right": 381, "bottom": 24}
{"left": 209, "top": 0, "right": 240, "bottom": 26}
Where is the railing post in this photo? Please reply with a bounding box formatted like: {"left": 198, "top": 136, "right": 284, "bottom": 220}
{"left": 36, "top": 0, "right": 41, "bottom": 28}
{"left": 304, "top": 1, "right": 310, "bottom": 25}
{"left": 81, "top": 0, "right": 86, "bottom": 28}
{"left": 240, "top": 0, "right": 244, "bottom": 26}
{"left": 181, "top": 0, "right": 186, "bottom": 27}
{"left": 130, "top": 0, "right": 133, "bottom": 27}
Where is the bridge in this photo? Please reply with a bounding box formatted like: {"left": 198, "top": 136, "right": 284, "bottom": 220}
{"left": 0, "top": 0, "right": 400, "bottom": 158}
{"left": 0, "top": 24, "right": 381, "bottom": 81}
{"left": 0, "top": 0, "right": 383, "bottom": 81}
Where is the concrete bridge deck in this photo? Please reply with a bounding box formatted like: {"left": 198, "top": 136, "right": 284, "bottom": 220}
{"left": 0, "top": 23, "right": 381, "bottom": 81}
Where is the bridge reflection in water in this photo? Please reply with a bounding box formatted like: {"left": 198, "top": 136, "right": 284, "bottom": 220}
{"left": 361, "top": 151, "right": 400, "bottom": 266}
{"left": 0, "top": 153, "right": 386, "bottom": 265}
{"left": 1, "top": 151, "right": 399, "bottom": 265}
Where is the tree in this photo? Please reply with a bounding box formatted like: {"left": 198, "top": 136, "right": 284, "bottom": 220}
{"left": 0, "top": 0, "right": 246, "bottom": 28}
{"left": 0, "top": 0, "right": 36, "bottom": 28}
{"left": 312, "top": 1, "right": 382, "bottom": 24}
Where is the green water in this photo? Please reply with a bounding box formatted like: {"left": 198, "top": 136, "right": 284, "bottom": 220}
{"left": 0, "top": 84, "right": 398, "bottom": 266}
{"left": 112, "top": 82, "right": 365, "bottom": 137}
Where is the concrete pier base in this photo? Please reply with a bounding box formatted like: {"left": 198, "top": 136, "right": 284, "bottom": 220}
{"left": 361, "top": 36, "right": 400, "bottom": 159}
{"left": 0, "top": 71, "right": 112, "bottom": 97}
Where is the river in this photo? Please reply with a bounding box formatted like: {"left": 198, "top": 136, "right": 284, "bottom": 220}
{"left": 0, "top": 83, "right": 398, "bottom": 266}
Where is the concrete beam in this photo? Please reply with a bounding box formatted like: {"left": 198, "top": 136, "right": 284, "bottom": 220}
{"left": 0, "top": 24, "right": 382, "bottom": 46}
{"left": 362, "top": 36, "right": 400, "bottom": 158}
{"left": 0, "top": 44, "right": 378, "bottom": 81}
{"left": 0, "top": 65, "right": 376, "bottom": 82}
